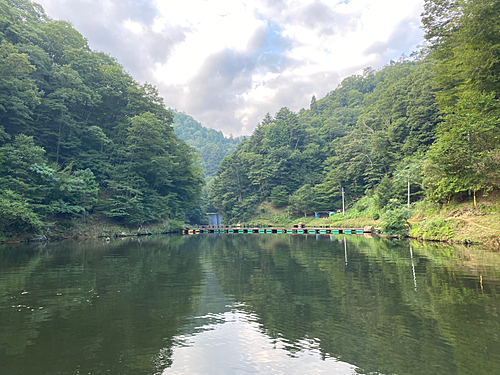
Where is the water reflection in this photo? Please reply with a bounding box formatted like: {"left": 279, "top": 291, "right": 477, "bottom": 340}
{"left": 0, "top": 235, "right": 500, "bottom": 375}
{"left": 203, "top": 234, "right": 500, "bottom": 375}
{"left": 0, "top": 237, "right": 204, "bottom": 375}
{"left": 164, "top": 308, "right": 357, "bottom": 375}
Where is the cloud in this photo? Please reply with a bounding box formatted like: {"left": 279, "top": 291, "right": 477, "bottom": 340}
{"left": 162, "top": 309, "right": 358, "bottom": 374}
{"left": 364, "top": 16, "right": 424, "bottom": 61}
{"left": 158, "top": 20, "right": 299, "bottom": 135}
{"left": 187, "top": 49, "right": 254, "bottom": 112}
{"left": 36, "top": 0, "right": 425, "bottom": 136}
{"left": 36, "top": 0, "right": 189, "bottom": 82}
{"left": 158, "top": 48, "right": 254, "bottom": 136}
{"left": 292, "top": 1, "right": 356, "bottom": 36}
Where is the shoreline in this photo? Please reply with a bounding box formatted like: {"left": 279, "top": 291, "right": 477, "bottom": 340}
{"left": 2, "top": 213, "right": 499, "bottom": 250}
{"left": 0, "top": 218, "right": 185, "bottom": 245}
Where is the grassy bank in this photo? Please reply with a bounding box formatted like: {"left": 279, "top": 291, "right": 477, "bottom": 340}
{"left": 243, "top": 200, "right": 381, "bottom": 229}
{"left": 4, "top": 193, "right": 500, "bottom": 247}
{"left": 241, "top": 194, "right": 500, "bottom": 247}
{"left": 409, "top": 192, "right": 500, "bottom": 245}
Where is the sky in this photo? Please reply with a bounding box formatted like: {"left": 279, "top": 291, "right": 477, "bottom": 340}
{"left": 35, "top": 0, "right": 425, "bottom": 136}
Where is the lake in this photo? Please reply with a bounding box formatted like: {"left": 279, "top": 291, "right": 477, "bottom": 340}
{"left": 1, "top": 234, "right": 499, "bottom": 375}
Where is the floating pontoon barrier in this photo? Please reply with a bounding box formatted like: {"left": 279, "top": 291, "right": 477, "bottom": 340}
{"left": 183, "top": 226, "right": 380, "bottom": 236}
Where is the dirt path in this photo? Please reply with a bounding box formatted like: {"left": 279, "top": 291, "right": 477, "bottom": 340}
{"left": 455, "top": 217, "right": 497, "bottom": 231}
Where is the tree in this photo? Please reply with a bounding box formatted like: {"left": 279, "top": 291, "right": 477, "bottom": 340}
{"left": 375, "top": 176, "right": 393, "bottom": 209}
{"left": 0, "top": 40, "right": 41, "bottom": 134}
{"left": 103, "top": 112, "right": 203, "bottom": 223}
{"left": 0, "top": 134, "right": 100, "bottom": 237}
{"left": 289, "top": 184, "right": 314, "bottom": 217}
{"left": 0, "top": 0, "right": 205, "bottom": 236}
{"left": 172, "top": 110, "right": 244, "bottom": 179}
{"left": 422, "top": 0, "right": 500, "bottom": 201}
{"left": 393, "top": 156, "right": 424, "bottom": 207}
{"left": 424, "top": 91, "right": 500, "bottom": 202}
{"left": 0, "top": 190, "right": 44, "bottom": 237}
{"left": 270, "top": 186, "right": 289, "bottom": 208}
{"left": 381, "top": 201, "right": 413, "bottom": 236}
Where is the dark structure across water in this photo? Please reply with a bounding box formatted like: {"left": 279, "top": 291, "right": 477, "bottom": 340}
{"left": 183, "top": 226, "right": 380, "bottom": 235}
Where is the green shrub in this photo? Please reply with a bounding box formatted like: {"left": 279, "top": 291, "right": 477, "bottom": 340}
{"left": 381, "top": 204, "right": 413, "bottom": 236}
{"left": 478, "top": 204, "right": 499, "bottom": 214}
{"left": 327, "top": 196, "right": 381, "bottom": 223}
{"left": 151, "top": 219, "right": 185, "bottom": 234}
{"left": 413, "top": 199, "right": 442, "bottom": 217}
{"left": 410, "top": 217, "right": 454, "bottom": 241}
{"left": 0, "top": 190, "right": 45, "bottom": 237}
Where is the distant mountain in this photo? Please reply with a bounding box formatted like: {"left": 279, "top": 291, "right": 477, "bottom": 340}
{"left": 171, "top": 110, "right": 244, "bottom": 179}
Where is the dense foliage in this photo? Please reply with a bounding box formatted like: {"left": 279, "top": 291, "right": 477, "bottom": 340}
{"left": 211, "top": 0, "right": 500, "bottom": 226}
{"left": 422, "top": 0, "right": 500, "bottom": 202}
{"left": 172, "top": 110, "right": 243, "bottom": 179}
{"left": 0, "top": 0, "right": 203, "bottom": 238}
{"left": 3, "top": 0, "right": 500, "bottom": 237}
{"left": 211, "top": 59, "right": 440, "bottom": 223}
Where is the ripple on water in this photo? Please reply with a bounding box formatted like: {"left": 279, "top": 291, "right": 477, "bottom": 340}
{"left": 161, "top": 307, "right": 359, "bottom": 375}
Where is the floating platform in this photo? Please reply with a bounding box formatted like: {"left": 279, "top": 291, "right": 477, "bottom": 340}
{"left": 183, "top": 226, "right": 380, "bottom": 235}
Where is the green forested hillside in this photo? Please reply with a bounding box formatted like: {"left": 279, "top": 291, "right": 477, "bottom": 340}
{"left": 211, "top": 0, "right": 500, "bottom": 227}
{"left": 211, "top": 59, "right": 439, "bottom": 223}
{"left": 421, "top": 0, "right": 500, "bottom": 202}
{"left": 172, "top": 110, "right": 244, "bottom": 179}
{"left": 2, "top": 0, "right": 500, "bottom": 239}
{"left": 0, "top": 0, "right": 203, "bottom": 239}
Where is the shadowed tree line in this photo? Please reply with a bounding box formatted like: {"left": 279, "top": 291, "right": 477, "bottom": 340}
{"left": 0, "top": 0, "right": 204, "bottom": 239}
{"left": 172, "top": 110, "right": 244, "bottom": 180}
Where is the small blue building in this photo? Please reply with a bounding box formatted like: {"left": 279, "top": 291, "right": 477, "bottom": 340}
{"left": 314, "top": 211, "right": 335, "bottom": 219}
{"left": 208, "top": 213, "right": 223, "bottom": 226}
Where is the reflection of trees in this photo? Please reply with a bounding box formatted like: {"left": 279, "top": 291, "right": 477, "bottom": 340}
{"left": 0, "top": 236, "right": 203, "bottom": 375}
{"left": 2, "top": 235, "right": 500, "bottom": 375}
{"left": 411, "top": 240, "right": 500, "bottom": 279}
{"left": 210, "top": 235, "right": 500, "bottom": 375}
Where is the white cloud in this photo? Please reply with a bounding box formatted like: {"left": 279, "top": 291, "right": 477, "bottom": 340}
{"left": 153, "top": 1, "right": 265, "bottom": 86}
{"left": 161, "top": 309, "right": 358, "bottom": 374}
{"left": 123, "top": 19, "right": 145, "bottom": 35}
{"left": 36, "top": 0, "right": 425, "bottom": 136}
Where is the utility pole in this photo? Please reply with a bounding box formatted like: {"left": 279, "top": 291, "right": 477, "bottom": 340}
{"left": 342, "top": 187, "right": 345, "bottom": 215}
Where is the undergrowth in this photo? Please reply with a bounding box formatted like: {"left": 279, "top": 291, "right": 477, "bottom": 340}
{"left": 410, "top": 217, "right": 454, "bottom": 241}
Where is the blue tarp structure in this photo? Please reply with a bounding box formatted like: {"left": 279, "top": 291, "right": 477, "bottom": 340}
{"left": 315, "top": 211, "right": 335, "bottom": 219}
{"left": 208, "top": 213, "right": 222, "bottom": 226}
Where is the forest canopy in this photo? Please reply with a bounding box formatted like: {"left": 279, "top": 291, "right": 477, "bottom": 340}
{"left": 172, "top": 110, "right": 244, "bottom": 180}
{"left": 210, "top": 0, "right": 500, "bottom": 223}
{"left": 210, "top": 59, "right": 439, "bottom": 222}
{"left": 2, "top": 0, "right": 500, "bottom": 235}
{"left": 0, "top": 0, "right": 203, "bottom": 238}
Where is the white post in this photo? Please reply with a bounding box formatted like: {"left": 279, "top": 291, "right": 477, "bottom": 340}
{"left": 410, "top": 246, "right": 417, "bottom": 291}
{"left": 344, "top": 237, "right": 347, "bottom": 265}
{"left": 342, "top": 187, "right": 345, "bottom": 215}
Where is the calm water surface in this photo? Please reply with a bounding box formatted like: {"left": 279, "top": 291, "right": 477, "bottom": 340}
{"left": 1, "top": 234, "right": 500, "bottom": 375}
